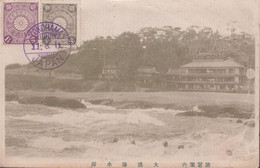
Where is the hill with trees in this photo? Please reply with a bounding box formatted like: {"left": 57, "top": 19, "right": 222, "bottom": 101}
{"left": 56, "top": 26, "right": 255, "bottom": 81}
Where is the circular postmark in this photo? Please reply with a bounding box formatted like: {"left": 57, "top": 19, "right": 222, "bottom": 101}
{"left": 23, "top": 22, "right": 71, "bottom": 70}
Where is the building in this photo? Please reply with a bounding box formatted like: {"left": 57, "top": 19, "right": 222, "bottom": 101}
{"left": 166, "top": 68, "right": 185, "bottom": 90}
{"left": 99, "top": 64, "right": 120, "bottom": 80}
{"left": 137, "top": 66, "right": 159, "bottom": 84}
{"left": 174, "top": 58, "right": 246, "bottom": 92}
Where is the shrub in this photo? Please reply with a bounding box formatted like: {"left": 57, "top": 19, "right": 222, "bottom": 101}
{"left": 5, "top": 64, "right": 22, "bottom": 69}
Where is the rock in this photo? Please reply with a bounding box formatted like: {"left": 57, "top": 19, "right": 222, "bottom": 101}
{"left": 113, "top": 137, "right": 119, "bottom": 143}
{"left": 226, "top": 150, "right": 232, "bottom": 156}
{"left": 18, "top": 96, "right": 86, "bottom": 109}
{"left": 191, "top": 133, "right": 202, "bottom": 140}
{"left": 89, "top": 99, "right": 113, "bottom": 105}
{"left": 244, "top": 120, "right": 255, "bottom": 127}
{"left": 131, "top": 140, "right": 136, "bottom": 145}
{"left": 43, "top": 96, "right": 86, "bottom": 109}
{"left": 163, "top": 141, "right": 168, "bottom": 147}
{"left": 178, "top": 145, "right": 184, "bottom": 149}
{"left": 117, "top": 101, "right": 153, "bottom": 109}
{"left": 5, "top": 93, "right": 19, "bottom": 101}
{"left": 236, "top": 119, "right": 243, "bottom": 123}
{"left": 18, "top": 96, "right": 44, "bottom": 104}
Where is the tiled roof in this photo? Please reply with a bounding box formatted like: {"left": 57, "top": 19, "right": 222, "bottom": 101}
{"left": 167, "top": 68, "right": 186, "bottom": 74}
{"left": 180, "top": 59, "right": 244, "bottom": 68}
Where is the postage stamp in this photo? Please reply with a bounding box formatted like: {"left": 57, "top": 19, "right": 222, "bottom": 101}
{"left": 23, "top": 21, "right": 72, "bottom": 70}
{"left": 3, "top": 2, "right": 38, "bottom": 44}
{"left": 42, "top": 3, "right": 77, "bottom": 45}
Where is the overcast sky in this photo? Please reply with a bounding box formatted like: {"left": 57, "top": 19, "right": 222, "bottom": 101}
{"left": 1, "top": 0, "right": 257, "bottom": 65}
{"left": 83, "top": 0, "right": 256, "bottom": 39}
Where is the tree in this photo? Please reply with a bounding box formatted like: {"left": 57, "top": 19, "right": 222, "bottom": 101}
{"left": 53, "top": 25, "right": 255, "bottom": 77}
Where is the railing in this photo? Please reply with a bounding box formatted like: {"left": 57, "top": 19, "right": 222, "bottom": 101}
{"left": 169, "top": 80, "right": 236, "bottom": 84}
{"left": 177, "top": 88, "right": 237, "bottom": 92}
{"left": 179, "top": 73, "right": 243, "bottom": 76}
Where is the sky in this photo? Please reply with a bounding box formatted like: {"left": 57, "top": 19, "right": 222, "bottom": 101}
{"left": 1, "top": 0, "right": 257, "bottom": 65}
{"left": 82, "top": 0, "right": 256, "bottom": 39}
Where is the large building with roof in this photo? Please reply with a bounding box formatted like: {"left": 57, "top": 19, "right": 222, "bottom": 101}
{"left": 137, "top": 66, "right": 159, "bottom": 84}
{"left": 169, "top": 57, "right": 246, "bottom": 92}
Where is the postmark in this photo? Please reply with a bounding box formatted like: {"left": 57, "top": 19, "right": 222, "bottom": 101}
{"left": 23, "top": 22, "right": 72, "bottom": 70}
{"left": 43, "top": 3, "right": 77, "bottom": 45}
{"left": 3, "top": 2, "right": 38, "bottom": 44}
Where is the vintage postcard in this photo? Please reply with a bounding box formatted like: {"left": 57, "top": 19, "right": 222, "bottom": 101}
{"left": 0, "top": 0, "right": 259, "bottom": 167}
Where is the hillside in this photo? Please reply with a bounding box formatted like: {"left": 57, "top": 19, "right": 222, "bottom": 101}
{"left": 5, "top": 26, "right": 255, "bottom": 92}
{"left": 60, "top": 26, "right": 254, "bottom": 79}
{"left": 8, "top": 26, "right": 254, "bottom": 79}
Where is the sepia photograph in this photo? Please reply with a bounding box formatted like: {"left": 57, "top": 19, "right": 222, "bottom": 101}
{"left": 0, "top": 0, "right": 259, "bottom": 167}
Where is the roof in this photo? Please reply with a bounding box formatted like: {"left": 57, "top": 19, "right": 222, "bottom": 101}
{"left": 180, "top": 58, "right": 244, "bottom": 68}
{"left": 167, "top": 68, "right": 186, "bottom": 75}
{"left": 137, "top": 66, "right": 159, "bottom": 74}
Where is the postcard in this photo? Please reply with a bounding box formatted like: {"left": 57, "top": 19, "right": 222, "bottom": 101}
{"left": 0, "top": 0, "right": 259, "bottom": 167}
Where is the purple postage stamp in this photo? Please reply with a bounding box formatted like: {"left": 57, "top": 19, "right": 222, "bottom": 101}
{"left": 23, "top": 22, "right": 72, "bottom": 70}
{"left": 3, "top": 2, "right": 38, "bottom": 44}
{"left": 43, "top": 3, "right": 77, "bottom": 45}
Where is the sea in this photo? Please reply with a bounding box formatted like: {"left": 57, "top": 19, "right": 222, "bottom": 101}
{"left": 5, "top": 100, "right": 257, "bottom": 162}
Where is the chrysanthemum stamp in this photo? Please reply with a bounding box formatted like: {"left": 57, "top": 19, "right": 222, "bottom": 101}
{"left": 3, "top": 2, "right": 38, "bottom": 44}
{"left": 43, "top": 3, "right": 77, "bottom": 45}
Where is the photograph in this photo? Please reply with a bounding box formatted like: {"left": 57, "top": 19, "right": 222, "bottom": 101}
{"left": 1, "top": 0, "right": 259, "bottom": 167}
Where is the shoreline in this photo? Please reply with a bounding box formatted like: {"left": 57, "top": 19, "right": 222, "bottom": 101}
{"left": 5, "top": 90, "right": 255, "bottom": 119}
{"left": 13, "top": 90, "right": 254, "bottom": 105}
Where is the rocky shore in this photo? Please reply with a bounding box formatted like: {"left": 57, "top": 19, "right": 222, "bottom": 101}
{"left": 175, "top": 104, "right": 254, "bottom": 119}
{"left": 6, "top": 92, "right": 254, "bottom": 120}
{"left": 6, "top": 94, "right": 86, "bottom": 109}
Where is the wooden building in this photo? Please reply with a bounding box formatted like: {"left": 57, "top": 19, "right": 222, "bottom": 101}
{"left": 137, "top": 66, "right": 159, "bottom": 84}
{"left": 166, "top": 68, "right": 185, "bottom": 90}
{"left": 99, "top": 64, "right": 120, "bottom": 80}
{"left": 172, "top": 58, "right": 246, "bottom": 92}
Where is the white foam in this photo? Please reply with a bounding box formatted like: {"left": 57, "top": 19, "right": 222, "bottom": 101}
{"left": 12, "top": 108, "right": 165, "bottom": 127}
{"left": 81, "top": 99, "right": 116, "bottom": 110}
{"left": 7, "top": 101, "right": 19, "bottom": 104}
{"left": 130, "top": 107, "right": 183, "bottom": 115}
{"left": 8, "top": 102, "right": 256, "bottom": 161}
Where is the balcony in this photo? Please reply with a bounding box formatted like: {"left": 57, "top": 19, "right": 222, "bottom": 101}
{"left": 179, "top": 68, "right": 244, "bottom": 76}
{"left": 178, "top": 88, "right": 237, "bottom": 92}
{"left": 180, "top": 73, "right": 241, "bottom": 77}
{"left": 175, "top": 80, "right": 236, "bottom": 84}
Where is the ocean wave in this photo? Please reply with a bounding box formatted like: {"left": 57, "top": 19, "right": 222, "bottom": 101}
{"left": 81, "top": 99, "right": 116, "bottom": 110}
{"left": 129, "top": 107, "right": 183, "bottom": 115}
{"left": 6, "top": 100, "right": 19, "bottom": 104}
{"left": 11, "top": 108, "right": 165, "bottom": 127}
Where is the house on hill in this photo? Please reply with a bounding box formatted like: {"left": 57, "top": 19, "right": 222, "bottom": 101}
{"left": 137, "top": 66, "right": 159, "bottom": 84}
{"left": 174, "top": 57, "right": 246, "bottom": 92}
{"left": 99, "top": 64, "right": 120, "bottom": 80}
